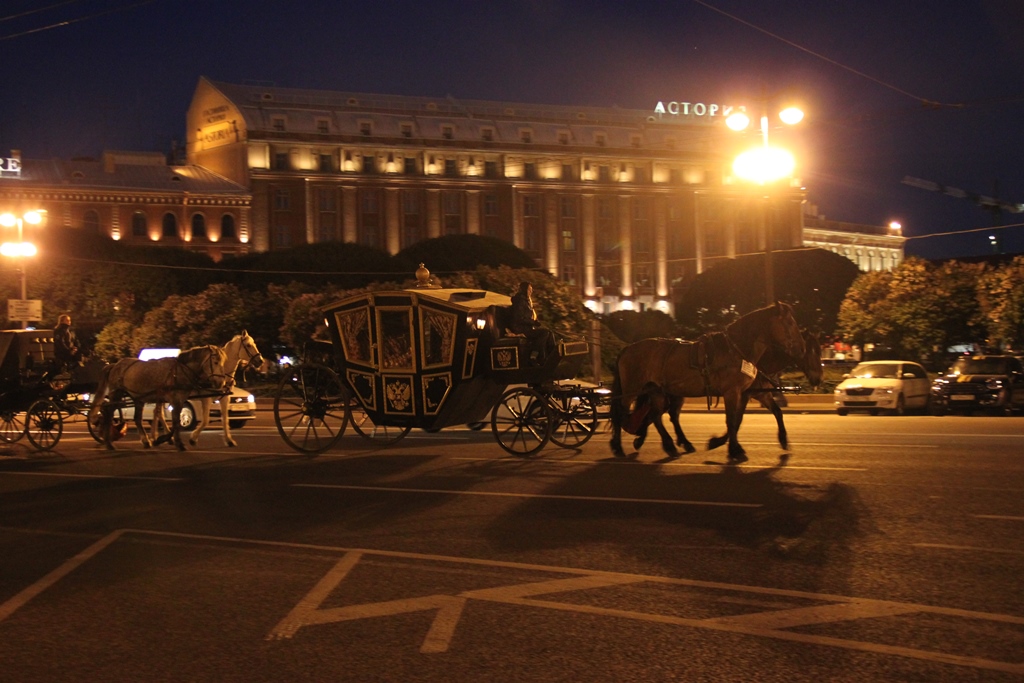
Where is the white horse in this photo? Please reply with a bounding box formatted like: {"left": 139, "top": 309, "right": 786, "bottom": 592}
{"left": 89, "top": 345, "right": 229, "bottom": 451}
{"left": 152, "top": 331, "right": 264, "bottom": 448}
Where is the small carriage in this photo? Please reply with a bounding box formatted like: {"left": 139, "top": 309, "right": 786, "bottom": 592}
{"left": 0, "top": 329, "right": 107, "bottom": 451}
{"left": 273, "top": 267, "right": 598, "bottom": 455}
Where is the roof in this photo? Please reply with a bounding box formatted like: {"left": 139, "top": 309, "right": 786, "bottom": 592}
{"left": 404, "top": 288, "right": 512, "bottom": 312}
{"left": 0, "top": 153, "right": 249, "bottom": 196}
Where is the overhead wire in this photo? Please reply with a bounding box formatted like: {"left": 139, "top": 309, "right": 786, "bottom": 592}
{"left": 0, "top": 0, "right": 161, "bottom": 42}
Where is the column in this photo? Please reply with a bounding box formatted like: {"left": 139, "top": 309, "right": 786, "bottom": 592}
{"left": 581, "top": 194, "right": 596, "bottom": 297}
{"left": 426, "top": 189, "right": 441, "bottom": 239}
{"left": 545, "top": 191, "right": 559, "bottom": 277}
{"left": 385, "top": 188, "right": 400, "bottom": 254}
{"left": 342, "top": 186, "right": 357, "bottom": 243}
{"left": 465, "top": 189, "right": 480, "bottom": 235}
{"left": 618, "top": 194, "right": 632, "bottom": 297}
{"left": 654, "top": 195, "right": 668, "bottom": 297}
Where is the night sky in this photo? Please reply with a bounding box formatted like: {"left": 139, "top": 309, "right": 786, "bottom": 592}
{"left": 2, "top": 0, "right": 1023, "bottom": 260}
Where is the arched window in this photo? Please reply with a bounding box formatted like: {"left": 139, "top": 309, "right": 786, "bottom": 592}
{"left": 221, "top": 214, "right": 236, "bottom": 240}
{"left": 83, "top": 210, "right": 100, "bottom": 233}
{"left": 131, "top": 212, "right": 147, "bottom": 237}
{"left": 162, "top": 213, "right": 178, "bottom": 238}
{"left": 191, "top": 213, "right": 207, "bottom": 240}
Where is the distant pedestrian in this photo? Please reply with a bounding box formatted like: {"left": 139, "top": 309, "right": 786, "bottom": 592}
{"left": 53, "top": 314, "right": 82, "bottom": 372}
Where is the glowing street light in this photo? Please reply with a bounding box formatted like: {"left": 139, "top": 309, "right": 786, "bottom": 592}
{"left": 0, "top": 210, "right": 44, "bottom": 327}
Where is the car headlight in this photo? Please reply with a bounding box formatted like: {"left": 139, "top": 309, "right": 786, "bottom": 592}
{"left": 986, "top": 378, "right": 1004, "bottom": 390}
{"left": 877, "top": 386, "right": 894, "bottom": 394}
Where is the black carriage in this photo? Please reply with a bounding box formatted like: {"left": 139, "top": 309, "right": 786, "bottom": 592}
{"left": 273, "top": 271, "right": 597, "bottom": 455}
{"left": 0, "top": 330, "right": 107, "bottom": 451}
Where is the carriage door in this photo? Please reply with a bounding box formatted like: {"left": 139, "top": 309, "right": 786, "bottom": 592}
{"left": 375, "top": 304, "right": 417, "bottom": 416}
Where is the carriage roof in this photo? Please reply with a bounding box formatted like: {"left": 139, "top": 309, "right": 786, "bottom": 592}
{"left": 322, "top": 287, "right": 511, "bottom": 315}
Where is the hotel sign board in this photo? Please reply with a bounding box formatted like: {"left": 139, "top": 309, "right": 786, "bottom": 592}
{"left": 8, "top": 299, "right": 42, "bottom": 322}
{"left": 0, "top": 156, "right": 21, "bottom": 178}
{"left": 653, "top": 101, "right": 740, "bottom": 119}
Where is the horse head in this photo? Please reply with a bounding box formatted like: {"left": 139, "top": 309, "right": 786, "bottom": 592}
{"left": 178, "top": 345, "right": 231, "bottom": 393}
{"left": 232, "top": 330, "right": 265, "bottom": 371}
{"left": 801, "top": 330, "right": 824, "bottom": 387}
{"left": 769, "top": 302, "right": 805, "bottom": 359}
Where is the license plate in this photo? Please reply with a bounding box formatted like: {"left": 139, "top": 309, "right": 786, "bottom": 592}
{"left": 950, "top": 394, "right": 975, "bottom": 401}
{"left": 845, "top": 397, "right": 871, "bottom": 402}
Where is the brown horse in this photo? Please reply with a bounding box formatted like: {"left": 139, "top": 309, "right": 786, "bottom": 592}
{"left": 88, "top": 345, "right": 229, "bottom": 450}
{"left": 632, "top": 329, "right": 822, "bottom": 455}
{"left": 609, "top": 302, "right": 804, "bottom": 462}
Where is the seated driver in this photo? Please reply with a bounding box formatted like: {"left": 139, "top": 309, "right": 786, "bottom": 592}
{"left": 510, "top": 282, "right": 556, "bottom": 364}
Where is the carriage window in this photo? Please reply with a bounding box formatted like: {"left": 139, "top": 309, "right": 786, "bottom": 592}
{"left": 336, "top": 308, "right": 372, "bottom": 365}
{"left": 378, "top": 309, "right": 414, "bottom": 370}
{"left": 421, "top": 309, "right": 457, "bottom": 368}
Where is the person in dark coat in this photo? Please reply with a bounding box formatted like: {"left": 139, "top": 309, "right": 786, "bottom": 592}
{"left": 510, "top": 282, "right": 556, "bottom": 364}
{"left": 53, "top": 314, "right": 82, "bottom": 372}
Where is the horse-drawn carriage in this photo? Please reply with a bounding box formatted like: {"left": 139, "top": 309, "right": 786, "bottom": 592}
{"left": 0, "top": 329, "right": 107, "bottom": 450}
{"left": 273, "top": 267, "right": 597, "bottom": 456}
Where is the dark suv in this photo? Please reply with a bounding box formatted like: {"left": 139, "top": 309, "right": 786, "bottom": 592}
{"left": 931, "top": 355, "right": 1024, "bottom": 415}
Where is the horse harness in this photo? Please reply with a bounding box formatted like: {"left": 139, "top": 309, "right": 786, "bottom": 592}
{"left": 118, "top": 349, "right": 228, "bottom": 403}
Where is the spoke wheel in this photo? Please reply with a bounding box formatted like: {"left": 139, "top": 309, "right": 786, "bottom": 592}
{"left": 26, "top": 399, "right": 63, "bottom": 451}
{"left": 274, "top": 364, "right": 349, "bottom": 454}
{"left": 491, "top": 387, "right": 552, "bottom": 456}
{"left": 0, "top": 409, "right": 26, "bottom": 443}
{"left": 548, "top": 392, "right": 598, "bottom": 449}
{"left": 350, "top": 401, "right": 411, "bottom": 446}
{"left": 87, "top": 402, "right": 126, "bottom": 444}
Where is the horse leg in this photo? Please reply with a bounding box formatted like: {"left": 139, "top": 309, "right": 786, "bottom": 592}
{"left": 723, "top": 390, "right": 748, "bottom": 463}
{"left": 136, "top": 403, "right": 152, "bottom": 448}
{"left": 609, "top": 396, "right": 627, "bottom": 458}
{"left": 650, "top": 409, "right": 679, "bottom": 458}
{"left": 189, "top": 397, "right": 210, "bottom": 447}
{"left": 666, "top": 396, "right": 696, "bottom": 453}
{"left": 169, "top": 400, "right": 187, "bottom": 451}
{"left": 758, "top": 392, "right": 788, "bottom": 450}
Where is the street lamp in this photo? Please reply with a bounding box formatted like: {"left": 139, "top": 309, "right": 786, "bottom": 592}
{"left": 727, "top": 102, "right": 803, "bottom": 302}
{"left": 0, "top": 210, "right": 43, "bottom": 328}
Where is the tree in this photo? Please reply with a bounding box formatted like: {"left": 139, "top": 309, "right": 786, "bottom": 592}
{"left": 676, "top": 248, "right": 860, "bottom": 336}
{"left": 396, "top": 235, "right": 537, "bottom": 275}
{"left": 603, "top": 310, "right": 677, "bottom": 343}
{"left": 977, "top": 256, "right": 1024, "bottom": 350}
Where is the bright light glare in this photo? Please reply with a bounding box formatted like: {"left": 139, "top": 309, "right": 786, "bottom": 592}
{"left": 779, "top": 107, "right": 804, "bottom": 125}
{"left": 23, "top": 211, "right": 42, "bottom": 225}
{"left": 0, "top": 214, "right": 15, "bottom": 228}
{"left": 725, "top": 112, "right": 750, "bottom": 131}
{"left": 1, "top": 242, "right": 36, "bottom": 257}
{"left": 732, "top": 147, "right": 796, "bottom": 184}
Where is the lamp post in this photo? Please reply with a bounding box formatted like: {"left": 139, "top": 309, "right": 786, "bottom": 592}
{"left": 727, "top": 101, "right": 803, "bottom": 304}
{"left": 0, "top": 210, "right": 43, "bottom": 328}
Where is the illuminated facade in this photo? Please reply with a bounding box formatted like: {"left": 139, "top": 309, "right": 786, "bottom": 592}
{"left": 0, "top": 149, "right": 252, "bottom": 261}
{"left": 802, "top": 204, "right": 906, "bottom": 272}
{"left": 186, "top": 78, "right": 809, "bottom": 313}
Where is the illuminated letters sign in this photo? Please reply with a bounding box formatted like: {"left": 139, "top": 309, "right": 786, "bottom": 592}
{"left": 653, "top": 102, "right": 739, "bottom": 118}
{"left": 199, "top": 122, "right": 237, "bottom": 149}
{"left": 0, "top": 157, "right": 21, "bottom": 177}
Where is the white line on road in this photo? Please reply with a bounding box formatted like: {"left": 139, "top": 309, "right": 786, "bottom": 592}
{"left": 292, "top": 483, "right": 762, "bottom": 508}
{"left": 912, "top": 543, "right": 1024, "bottom": 556}
{"left": 0, "top": 471, "right": 183, "bottom": 482}
{"left": 973, "top": 514, "right": 1024, "bottom": 522}
{"left": 449, "top": 457, "right": 867, "bottom": 471}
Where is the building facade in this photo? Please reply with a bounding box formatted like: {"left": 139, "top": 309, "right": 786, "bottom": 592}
{"left": 186, "top": 78, "right": 809, "bottom": 314}
{"left": 0, "top": 149, "right": 252, "bottom": 261}
{"left": 802, "top": 204, "right": 905, "bottom": 272}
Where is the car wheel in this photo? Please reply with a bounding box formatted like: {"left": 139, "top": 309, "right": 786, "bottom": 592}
{"left": 869, "top": 409, "right": 880, "bottom": 416}
{"left": 836, "top": 408, "right": 848, "bottom": 416}
{"left": 229, "top": 419, "right": 246, "bottom": 430}
{"left": 892, "top": 394, "right": 905, "bottom": 416}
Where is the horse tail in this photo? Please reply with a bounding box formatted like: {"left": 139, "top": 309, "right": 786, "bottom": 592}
{"left": 87, "top": 363, "right": 113, "bottom": 425}
{"left": 610, "top": 347, "right": 627, "bottom": 431}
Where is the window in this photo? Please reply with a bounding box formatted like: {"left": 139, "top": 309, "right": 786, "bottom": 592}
{"left": 221, "top": 214, "right": 236, "bottom": 240}
{"left": 162, "top": 212, "right": 177, "bottom": 238}
{"left": 704, "top": 226, "right": 722, "bottom": 256}
{"left": 444, "top": 159, "right": 458, "bottom": 177}
{"left": 81, "top": 209, "right": 100, "bottom": 233}
{"left": 520, "top": 129, "right": 532, "bottom": 143}
{"left": 401, "top": 123, "right": 413, "bottom": 138}
{"left": 402, "top": 191, "right": 422, "bottom": 246}
{"left": 562, "top": 164, "right": 575, "bottom": 181}
{"left": 362, "top": 155, "right": 375, "bottom": 174}
{"left": 318, "top": 189, "right": 337, "bottom": 212}
{"left": 191, "top": 213, "right": 207, "bottom": 240}
{"left": 131, "top": 212, "right": 147, "bottom": 237}
{"left": 562, "top": 229, "right": 577, "bottom": 252}
{"left": 484, "top": 161, "right": 500, "bottom": 179}
{"left": 669, "top": 168, "right": 680, "bottom": 184}
{"left": 359, "top": 121, "right": 372, "bottom": 136}
{"left": 273, "top": 153, "right": 288, "bottom": 170}
{"left": 443, "top": 192, "right": 462, "bottom": 235}
{"left": 272, "top": 117, "right": 285, "bottom": 132}
{"left": 442, "top": 125, "right": 454, "bottom": 140}
{"left": 524, "top": 162, "right": 537, "bottom": 180}
{"left": 484, "top": 194, "right": 498, "bottom": 216}
{"left": 560, "top": 196, "right": 577, "bottom": 218}
{"left": 274, "top": 189, "right": 290, "bottom": 211}
{"left": 598, "top": 165, "right": 611, "bottom": 183}
{"left": 481, "top": 128, "right": 494, "bottom": 142}
{"left": 361, "top": 190, "right": 381, "bottom": 248}
{"left": 523, "top": 196, "right": 539, "bottom": 217}
{"left": 319, "top": 154, "right": 332, "bottom": 172}
{"left": 634, "top": 167, "right": 648, "bottom": 184}
{"left": 595, "top": 133, "right": 606, "bottom": 147}
{"left": 275, "top": 225, "right": 290, "bottom": 247}
{"left": 316, "top": 119, "right": 329, "bottom": 134}
{"left": 404, "top": 157, "right": 417, "bottom": 174}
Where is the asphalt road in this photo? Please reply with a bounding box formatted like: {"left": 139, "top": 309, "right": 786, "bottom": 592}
{"left": 0, "top": 409, "right": 1022, "bottom": 682}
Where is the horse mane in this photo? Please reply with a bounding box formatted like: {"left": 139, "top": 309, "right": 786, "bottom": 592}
{"left": 725, "top": 303, "right": 791, "bottom": 358}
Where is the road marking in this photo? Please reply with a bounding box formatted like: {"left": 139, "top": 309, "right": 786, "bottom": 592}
{"left": 449, "top": 457, "right": 867, "bottom": 471}
{"left": 291, "top": 483, "right": 763, "bottom": 508}
{"left": 973, "top": 514, "right": 1024, "bottom": 522}
{"left": 4, "top": 529, "right": 1023, "bottom": 674}
{"left": 912, "top": 543, "right": 1024, "bottom": 556}
{"left": 0, "top": 471, "right": 183, "bottom": 482}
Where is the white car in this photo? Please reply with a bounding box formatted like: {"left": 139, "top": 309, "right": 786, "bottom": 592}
{"left": 112, "top": 349, "right": 257, "bottom": 429}
{"left": 834, "top": 360, "right": 931, "bottom": 415}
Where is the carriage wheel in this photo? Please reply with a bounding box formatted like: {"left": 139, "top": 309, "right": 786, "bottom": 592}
{"left": 274, "top": 364, "right": 350, "bottom": 455}
{"left": 548, "top": 392, "right": 599, "bottom": 449}
{"left": 0, "top": 409, "right": 26, "bottom": 443}
{"left": 491, "top": 387, "right": 552, "bottom": 456}
{"left": 86, "top": 402, "right": 126, "bottom": 444}
{"left": 25, "top": 399, "right": 63, "bottom": 451}
{"left": 349, "top": 401, "right": 412, "bottom": 446}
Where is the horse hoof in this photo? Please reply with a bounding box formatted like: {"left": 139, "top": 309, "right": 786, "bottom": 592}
{"left": 682, "top": 443, "right": 696, "bottom": 454}
{"left": 728, "top": 452, "right": 749, "bottom": 464}
{"left": 632, "top": 437, "right": 644, "bottom": 450}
